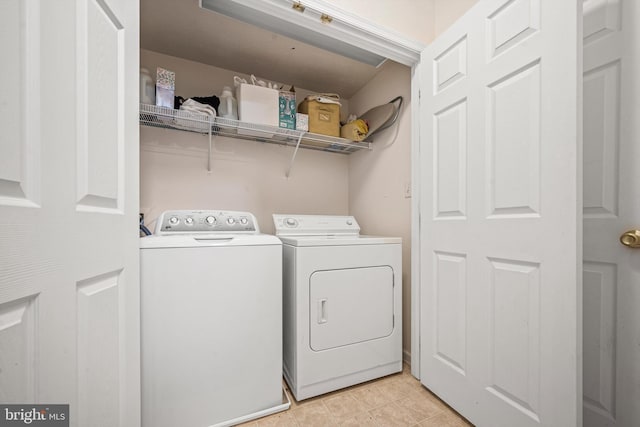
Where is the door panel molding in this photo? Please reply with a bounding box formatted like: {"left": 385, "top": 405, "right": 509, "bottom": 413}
{"left": 583, "top": 60, "right": 621, "bottom": 219}
{"left": 0, "top": 295, "right": 38, "bottom": 403}
{"left": 486, "top": 60, "right": 541, "bottom": 218}
{"left": 76, "top": 0, "right": 125, "bottom": 214}
{"left": 434, "top": 99, "right": 468, "bottom": 219}
{"left": 486, "top": 258, "right": 540, "bottom": 421}
{"left": 77, "top": 270, "right": 122, "bottom": 427}
{"left": 433, "top": 251, "right": 467, "bottom": 376}
{"left": 0, "top": 0, "right": 41, "bottom": 208}
{"left": 583, "top": 261, "right": 617, "bottom": 422}
{"left": 487, "top": 0, "right": 540, "bottom": 59}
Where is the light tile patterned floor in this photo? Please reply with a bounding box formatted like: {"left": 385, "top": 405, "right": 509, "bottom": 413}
{"left": 239, "top": 364, "right": 473, "bottom": 427}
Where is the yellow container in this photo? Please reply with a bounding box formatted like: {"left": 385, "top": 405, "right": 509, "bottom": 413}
{"left": 298, "top": 98, "right": 340, "bottom": 137}
{"left": 340, "top": 119, "right": 369, "bottom": 142}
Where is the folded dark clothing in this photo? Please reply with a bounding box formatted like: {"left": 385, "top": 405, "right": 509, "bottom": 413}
{"left": 174, "top": 95, "right": 220, "bottom": 112}
{"left": 190, "top": 95, "right": 221, "bottom": 112}
{"left": 174, "top": 96, "right": 185, "bottom": 110}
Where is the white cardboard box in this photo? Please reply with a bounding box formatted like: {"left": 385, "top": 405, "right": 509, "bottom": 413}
{"left": 237, "top": 84, "right": 279, "bottom": 137}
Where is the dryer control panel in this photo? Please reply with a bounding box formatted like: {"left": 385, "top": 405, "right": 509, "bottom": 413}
{"left": 155, "top": 210, "right": 258, "bottom": 234}
{"left": 273, "top": 214, "right": 360, "bottom": 236}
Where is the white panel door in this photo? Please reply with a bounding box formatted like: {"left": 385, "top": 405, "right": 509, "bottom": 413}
{"left": 419, "top": 0, "right": 582, "bottom": 426}
{"left": 0, "top": 0, "right": 139, "bottom": 426}
{"left": 582, "top": 0, "right": 640, "bottom": 426}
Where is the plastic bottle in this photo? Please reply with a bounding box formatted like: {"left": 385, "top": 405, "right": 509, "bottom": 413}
{"left": 140, "top": 68, "right": 156, "bottom": 105}
{"left": 218, "top": 86, "right": 238, "bottom": 120}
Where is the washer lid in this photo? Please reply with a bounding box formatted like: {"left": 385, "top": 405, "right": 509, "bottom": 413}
{"left": 140, "top": 233, "right": 281, "bottom": 249}
{"left": 273, "top": 214, "right": 360, "bottom": 237}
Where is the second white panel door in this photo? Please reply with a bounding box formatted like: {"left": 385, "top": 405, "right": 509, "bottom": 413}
{"left": 419, "top": 0, "right": 582, "bottom": 426}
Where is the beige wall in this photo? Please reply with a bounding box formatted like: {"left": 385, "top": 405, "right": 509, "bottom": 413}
{"left": 323, "top": 0, "right": 435, "bottom": 363}
{"left": 324, "top": 0, "right": 477, "bottom": 41}
{"left": 434, "top": 0, "right": 479, "bottom": 36}
{"left": 348, "top": 60, "right": 413, "bottom": 358}
{"left": 323, "top": 0, "right": 435, "bottom": 45}
{"left": 140, "top": 49, "right": 350, "bottom": 234}
{"left": 322, "top": 1, "right": 477, "bottom": 360}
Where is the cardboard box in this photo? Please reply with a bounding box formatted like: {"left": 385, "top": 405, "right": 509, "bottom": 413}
{"left": 237, "top": 84, "right": 279, "bottom": 137}
{"left": 279, "top": 92, "right": 296, "bottom": 130}
{"left": 298, "top": 98, "right": 340, "bottom": 137}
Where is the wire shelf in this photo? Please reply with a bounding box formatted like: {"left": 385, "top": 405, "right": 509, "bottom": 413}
{"left": 139, "top": 103, "right": 371, "bottom": 154}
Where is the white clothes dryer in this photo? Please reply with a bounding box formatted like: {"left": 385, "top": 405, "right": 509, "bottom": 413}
{"left": 274, "top": 214, "right": 402, "bottom": 400}
{"left": 141, "top": 210, "right": 288, "bottom": 427}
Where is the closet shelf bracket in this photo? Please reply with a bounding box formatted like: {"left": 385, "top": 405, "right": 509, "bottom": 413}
{"left": 285, "top": 132, "right": 305, "bottom": 178}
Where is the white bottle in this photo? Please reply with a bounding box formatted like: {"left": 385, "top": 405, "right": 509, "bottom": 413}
{"left": 219, "top": 86, "right": 238, "bottom": 120}
{"left": 140, "top": 68, "right": 156, "bottom": 105}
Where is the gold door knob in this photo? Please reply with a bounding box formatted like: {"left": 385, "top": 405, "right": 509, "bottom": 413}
{"left": 620, "top": 229, "right": 640, "bottom": 248}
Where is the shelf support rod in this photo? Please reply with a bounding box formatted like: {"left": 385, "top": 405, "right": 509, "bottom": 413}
{"left": 207, "top": 118, "right": 213, "bottom": 172}
{"left": 285, "top": 132, "right": 305, "bottom": 178}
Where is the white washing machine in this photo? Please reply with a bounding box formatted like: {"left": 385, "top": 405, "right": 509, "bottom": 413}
{"left": 273, "top": 214, "right": 402, "bottom": 400}
{"left": 140, "top": 210, "right": 288, "bottom": 427}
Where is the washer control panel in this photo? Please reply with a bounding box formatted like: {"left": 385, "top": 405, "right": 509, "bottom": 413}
{"left": 273, "top": 214, "right": 360, "bottom": 236}
{"left": 155, "top": 210, "right": 258, "bottom": 234}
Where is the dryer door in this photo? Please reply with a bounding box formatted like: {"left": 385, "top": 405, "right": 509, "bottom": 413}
{"left": 309, "top": 266, "right": 394, "bottom": 351}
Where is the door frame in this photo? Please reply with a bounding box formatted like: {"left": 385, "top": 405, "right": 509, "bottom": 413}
{"left": 206, "top": 0, "right": 426, "bottom": 68}
{"left": 410, "top": 60, "right": 423, "bottom": 378}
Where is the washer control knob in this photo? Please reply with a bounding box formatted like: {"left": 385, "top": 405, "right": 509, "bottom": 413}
{"left": 240, "top": 218, "right": 248, "bottom": 225}
{"left": 227, "top": 217, "right": 235, "bottom": 225}
{"left": 185, "top": 217, "right": 194, "bottom": 225}
{"left": 285, "top": 218, "right": 298, "bottom": 227}
{"left": 205, "top": 216, "right": 216, "bottom": 225}
{"left": 346, "top": 219, "right": 353, "bottom": 225}
{"left": 169, "top": 216, "right": 179, "bottom": 225}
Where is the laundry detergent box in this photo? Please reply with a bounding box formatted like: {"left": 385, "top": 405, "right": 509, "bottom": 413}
{"left": 279, "top": 91, "right": 296, "bottom": 129}
{"left": 296, "top": 113, "right": 309, "bottom": 131}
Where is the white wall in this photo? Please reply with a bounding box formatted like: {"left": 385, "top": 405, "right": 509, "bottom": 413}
{"left": 140, "top": 49, "right": 350, "bottom": 234}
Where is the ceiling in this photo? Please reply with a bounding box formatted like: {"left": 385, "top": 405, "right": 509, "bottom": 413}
{"left": 140, "top": 0, "right": 383, "bottom": 98}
